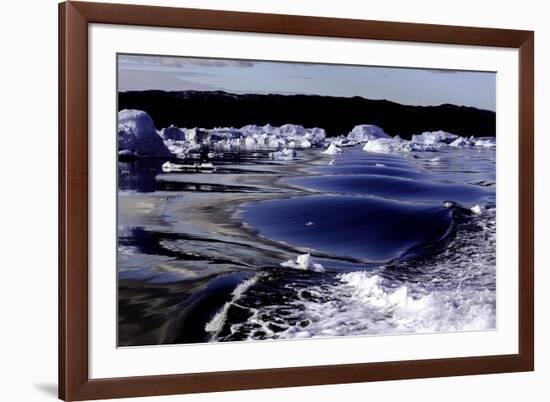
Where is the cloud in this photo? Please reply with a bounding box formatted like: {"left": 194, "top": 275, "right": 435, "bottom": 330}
{"left": 120, "top": 68, "right": 215, "bottom": 78}
{"left": 119, "top": 54, "right": 255, "bottom": 68}
{"left": 117, "top": 69, "right": 221, "bottom": 92}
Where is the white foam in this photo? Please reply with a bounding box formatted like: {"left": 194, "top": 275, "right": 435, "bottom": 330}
{"left": 280, "top": 253, "right": 325, "bottom": 273}
{"left": 223, "top": 208, "right": 497, "bottom": 341}
{"left": 278, "top": 272, "right": 495, "bottom": 338}
{"left": 471, "top": 205, "right": 482, "bottom": 215}
{"left": 205, "top": 273, "right": 265, "bottom": 339}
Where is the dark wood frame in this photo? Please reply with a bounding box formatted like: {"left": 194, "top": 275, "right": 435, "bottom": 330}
{"left": 59, "top": 1, "right": 534, "bottom": 400}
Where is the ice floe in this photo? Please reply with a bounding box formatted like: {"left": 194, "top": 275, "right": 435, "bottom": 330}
{"left": 162, "top": 161, "right": 216, "bottom": 173}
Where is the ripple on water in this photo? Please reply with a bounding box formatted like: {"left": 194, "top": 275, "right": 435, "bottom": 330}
{"left": 285, "top": 174, "right": 492, "bottom": 205}
{"left": 241, "top": 195, "right": 453, "bottom": 262}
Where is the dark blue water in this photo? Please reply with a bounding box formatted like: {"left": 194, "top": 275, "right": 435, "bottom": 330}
{"left": 242, "top": 195, "right": 452, "bottom": 262}
{"left": 286, "top": 174, "right": 492, "bottom": 204}
{"left": 241, "top": 146, "right": 495, "bottom": 264}
{"left": 118, "top": 144, "right": 497, "bottom": 344}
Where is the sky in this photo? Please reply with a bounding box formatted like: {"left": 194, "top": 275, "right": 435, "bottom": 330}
{"left": 118, "top": 54, "right": 496, "bottom": 111}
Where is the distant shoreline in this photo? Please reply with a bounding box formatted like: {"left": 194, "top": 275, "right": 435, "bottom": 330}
{"left": 118, "top": 90, "right": 496, "bottom": 138}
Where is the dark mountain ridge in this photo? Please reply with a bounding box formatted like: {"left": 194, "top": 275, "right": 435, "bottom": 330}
{"left": 118, "top": 90, "right": 496, "bottom": 139}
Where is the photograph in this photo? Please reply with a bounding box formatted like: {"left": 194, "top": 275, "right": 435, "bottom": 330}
{"left": 116, "top": 54, "right": 497, "bottom": 347}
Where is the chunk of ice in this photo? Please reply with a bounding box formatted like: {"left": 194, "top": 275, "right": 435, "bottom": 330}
{"left": 323, "top": 143, "right": 343, "bottom": 155}
{"left": 347, "top": 125, "right": 389, "bottom": 143}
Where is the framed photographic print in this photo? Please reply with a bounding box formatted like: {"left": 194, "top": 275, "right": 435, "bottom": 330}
{"left": 59, "top": 1, "right": 534, "bottom": 400}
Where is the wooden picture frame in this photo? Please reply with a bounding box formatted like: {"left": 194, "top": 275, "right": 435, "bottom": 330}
{"left": 59, "top": 1, "right": 534, "bottom": 400}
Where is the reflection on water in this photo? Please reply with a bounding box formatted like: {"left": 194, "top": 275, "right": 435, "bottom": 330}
{"left": 118, "top": 159, "right": 167, "bottom": 193}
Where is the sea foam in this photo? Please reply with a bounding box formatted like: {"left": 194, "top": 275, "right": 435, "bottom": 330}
{"left": 278, "top": 271, "right": 496, "bottom": 338}
{"left": 205, "top": 273, "right": 265, "bottom": 340}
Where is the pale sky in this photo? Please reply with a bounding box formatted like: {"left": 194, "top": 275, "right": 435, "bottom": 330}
{"left": 118, "top": 54, "right": 496, "bottom": 111}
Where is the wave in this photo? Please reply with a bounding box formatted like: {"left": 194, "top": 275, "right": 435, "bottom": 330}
{"left": 241, "top": 194, "right": 454, "bottom": 262}
{"left": 211, "top": 207, "right": 496, "bottom": 342}
{"left": 205, "top": 273, "right": 265, "bottom": 340}
{"left": 212, "top": 272, "right": 495, "bottom": 341}
{"left": 275, "top": 272, "right": 495, "bottom": 338}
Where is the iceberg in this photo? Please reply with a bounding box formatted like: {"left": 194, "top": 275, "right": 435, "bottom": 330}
{"left": 279, "top": 123, "right": 308, "bottom": 137}
{"left": 330, "top": 136, "right": 357, "bottom": 147}
{"left": 163, "top": 140, "right": 201, "bottom": 159}
{"left": 347, "top": 125, "right": 389, "bottom": 143}
{"left": 363, "top": 138, "right": 406, "bottom": 153}
{"left": 244, "top": 136, "right": 258, "bottom": 147}
{"left": 269, "top": 148, "right": 296, "bottom": 161}
{"left": 362, "top": 132, "right": 483, "bottom": 154}
{"left": 449, "top": 136, "right": 472, "bottom": 148}
{"left": 160, "top": 125, "right": 186, "bottom": 141}
{"left": 411, "top": 130, "right": 458, "bottom": 145}
{"left": 280, "top": 253, "right": 325, "bottom": 273}
{"left": 118, "top": 109, "right": 172, "bottom": 158}
{"left": 322, "top": 143, "right": 343, "bottom": 155}
{"left": 305, "top": 127, "right": 327, "bottom": 146}
{"left": 158, "top": 123, "right": 328, "bottom": 155}
{"left": 185, "top": 127, "right": 211, "bottom": 144}
{"left": 154, "top": 116, "right": 496, "bottom": 159}
{"left": 239, "top": 124, "right": 326, "bottom": 148}
{"left": 473, "top": 137, "right": 496, "bottom": 147}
